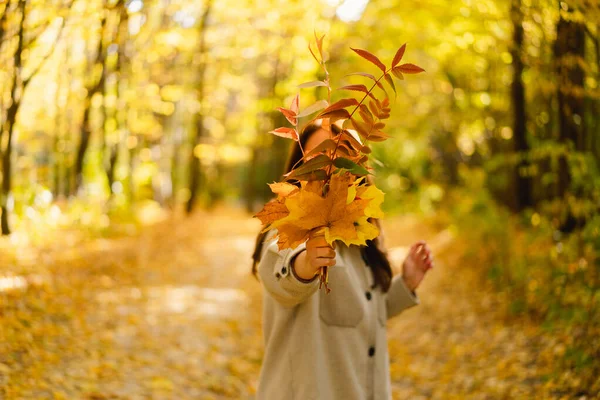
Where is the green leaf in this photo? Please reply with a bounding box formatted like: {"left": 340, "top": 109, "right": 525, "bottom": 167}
{"left": 285, "top": 154, "right": 332, "bottom": 178}
{"left": 333, "top": 157, "right": 370, "bottom": 176}
{"left": 289, "top": 169, "right": 328, "bottom": 181}
{"left": 384, "top": 73, "right": 396, "bottom": 95}
{"left": 391, "top": 67, "right": 404, "bottom": 80}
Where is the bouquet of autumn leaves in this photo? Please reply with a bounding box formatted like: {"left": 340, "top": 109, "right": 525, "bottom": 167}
{"left": 255, "top": 34, "right": 424, "bottom": 292}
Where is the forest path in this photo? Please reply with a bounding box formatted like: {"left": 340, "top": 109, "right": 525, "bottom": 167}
{"left": 1, "top": 208, "right": 554, "bottom": 399}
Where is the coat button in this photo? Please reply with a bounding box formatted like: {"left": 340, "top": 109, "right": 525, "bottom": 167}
{"left": 365, "top": 291, "right": 372, "bottom": 301}
{"left": 368, "top": 346, "right": 375, "bottom": 357}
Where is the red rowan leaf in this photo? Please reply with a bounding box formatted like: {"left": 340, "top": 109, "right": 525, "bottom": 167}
{"left": 346, "top": 72, "right": 377, "bottom": 81}
{"left": 350, "top": 118, "right": 372, "bottom": 139}
{"left": 340, "top": 129, "right": 363, "bottom": 150}
{"left": 336, "top": 145, "right": 352, "bottom": 158}
{"left": 368, "top": 130, "right": 392, "bottom": 142}
{"left": 338, "top": 141, "right": 359, "bottom": 156}
{"left": 315, "top": 31, "right": 325, "bottom": 57}
{"left": 357, "top": 155, "right": 369, "bottom": 164}
{"left": 350, "top": 48, "right": 386, "bottom": 72}
{"left": 346, "top": 72, "right": 388, "bottom": 96}
{"left": 277, "top": 107, "right": 297, "bottom": 126}
{"left": 320, "top": 98, "right": 360, "bottom": 115}
{"left": 308, "top": 42, "right": 320, "bottom": 63}
{"left": 290, "top": 94, "right": 300, "bottom": 114}
{"left": 320, "top": 108, "right": 351, "bottom": 123}
{"left": 392, "top": 44, "right": 406, "bottom": 68}
{"left": 270, "top": 127, "right": 298, "bottom": 141}
{"left": 359, "top": 109, "right": 374, "bottom": 125}
{"left": 368, "top": 100, "right": 379, "bottom": 117}
{"left": 304, "top": 138, "right": 337, "bottom": 158}
{"left": 338, "top": 84, "right": 368, "bottom": 93}
{"left": 395, "top": 63, "right": 425, "bottom": 74}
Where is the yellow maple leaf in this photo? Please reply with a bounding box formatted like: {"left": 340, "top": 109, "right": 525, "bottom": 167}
{"left": 358, "top": 184, "right": 385, "bottom": 219}
{"left": 272, "top": 174, "right": 384, "bottom": 249}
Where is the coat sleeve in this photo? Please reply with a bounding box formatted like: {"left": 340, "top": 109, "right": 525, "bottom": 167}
{"left": 386, "top": 274, "right": 420, "bottom": 319}
{"left": 257, "top": 229, "right": 320, "bottom": 308}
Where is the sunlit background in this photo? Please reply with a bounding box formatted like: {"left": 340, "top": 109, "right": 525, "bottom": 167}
{"left": 0, "top": 0, "right": 598, "bottom": 398}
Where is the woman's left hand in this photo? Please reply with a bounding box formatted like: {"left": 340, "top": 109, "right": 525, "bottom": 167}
{"left": 402, "top": 240, "right": 434, "bottom": 292}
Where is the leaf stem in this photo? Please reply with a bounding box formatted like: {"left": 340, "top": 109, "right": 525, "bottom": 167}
{"left": 297, "top": 127, "right": 305, "bottom": 157}
{"left": 325, "top": 67, "right": 390, "bottom": 184}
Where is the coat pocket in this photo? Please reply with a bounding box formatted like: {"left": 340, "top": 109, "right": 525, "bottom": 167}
{"left": 319, "top": 266, "right": 365, "bottom": 327}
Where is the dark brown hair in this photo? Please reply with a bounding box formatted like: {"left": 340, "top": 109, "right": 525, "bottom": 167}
{"left": 251, "top": 121, "right": 393, "bottom": 292}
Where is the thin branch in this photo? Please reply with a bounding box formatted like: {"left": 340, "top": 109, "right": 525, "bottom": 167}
{"left": 0, "top": 1, "right": 9, "bottom": 52}
{"left": 325, "top": 69, "right": 389, "bottom": 182}
{"left": 22, "top": 12, "right": 68, "bottom": 87}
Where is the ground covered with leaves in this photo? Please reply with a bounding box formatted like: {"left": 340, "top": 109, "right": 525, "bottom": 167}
{"left": 0, "top": 209, "right": 593, "bottom": 399}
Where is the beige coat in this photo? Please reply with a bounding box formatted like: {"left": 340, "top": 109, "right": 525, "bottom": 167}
{"left": 256, "top": 229, "right": 420, "bottom": 400}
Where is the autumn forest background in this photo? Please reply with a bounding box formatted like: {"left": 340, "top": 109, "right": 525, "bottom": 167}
{"left": 0, "top": 0, "right": 599, "bottom": 398}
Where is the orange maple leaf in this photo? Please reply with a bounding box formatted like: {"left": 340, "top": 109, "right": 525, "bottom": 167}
{"left": 269, "top": 174, "right": 381, "bottom": 249}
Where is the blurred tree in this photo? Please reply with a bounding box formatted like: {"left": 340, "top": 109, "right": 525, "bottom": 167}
{"left": 0, "top": 0, "right": 67, "bottom": 234}
{"left": 75, "top": 0, "right": 108, "bottom": 195}
{"left": 554, "top": 2, "right": 586, "bottom": 231}
{"left": 186, "top": 0, "right": 212, "bottom": 214}
{"left": 510, "top": 0, "right": 532, "bottom": 211}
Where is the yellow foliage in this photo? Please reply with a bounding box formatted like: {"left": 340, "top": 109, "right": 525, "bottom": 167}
{"left": 260, "top": 174, "right": 384, "bottom": 249}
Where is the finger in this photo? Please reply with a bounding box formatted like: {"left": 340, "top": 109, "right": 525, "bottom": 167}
{"left": 307, "top": 235, "right": 329, "bottom": 249}
{"left": 315, "top": 247, "right": 336, "bottom": 259}
{"left": 410, "top": 244, "right": 421, "bottom": 256}
{"left": 312, "top": 257, "right": 336, "bottom": 268}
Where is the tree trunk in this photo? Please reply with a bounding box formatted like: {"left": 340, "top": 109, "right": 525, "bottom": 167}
{"left": 74, "top": 8, "right": 108, "bottom": 193}
{"left": 186, "top": 0, "right": 212, "bottom": 214}
{"left": 554, "top": 7, "right": 586, "bottom": 232}
{"left": 510, "top": 0, "right": 532, "bottom": 211}
{"left": 1, "top": 0, "right": 25, "bottom": 235}
{"left": 554, "top": 9, "right": 586, "bottom": 197}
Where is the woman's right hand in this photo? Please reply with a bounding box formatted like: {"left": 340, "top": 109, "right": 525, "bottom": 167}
{"left": 292, "top": 230, "right": 336, "bottom": 281}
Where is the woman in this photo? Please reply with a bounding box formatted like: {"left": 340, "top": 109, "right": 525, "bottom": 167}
{"left": 251, "top": 120, "right": 434, "bottom": 400}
